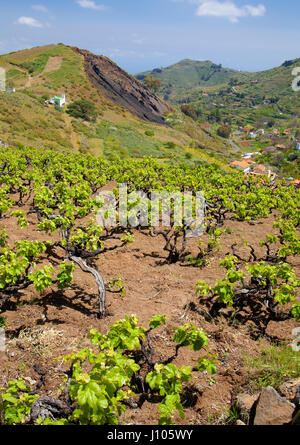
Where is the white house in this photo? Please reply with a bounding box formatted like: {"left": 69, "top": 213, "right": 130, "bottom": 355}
{"left": 49, "top": 94, "right": 66, "bottom": 107}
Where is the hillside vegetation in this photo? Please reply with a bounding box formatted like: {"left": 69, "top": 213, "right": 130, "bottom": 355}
{"left": 136, "top": 58, "right": 300, "bottom": 128}
{"left": 0, "top": 44, "right": 299, "bottom": 426}
{"left": 136, "top": 59, "right": 246, "bottom": 103}
{"left": 0, "top": 44, "right": 231, "bottom": 164}
{"left": 0, "top": 144, "right": 298, "bottom": 425}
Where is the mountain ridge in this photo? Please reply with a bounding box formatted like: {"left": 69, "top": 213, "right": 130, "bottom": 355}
{"left": 135, "top": 57, "right": 300, "bottom": 104}
{"left": 70, "top": 46, "right": 170, "bottom": 125}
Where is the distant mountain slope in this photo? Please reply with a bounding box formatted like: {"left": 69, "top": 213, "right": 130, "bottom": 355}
{"left": 137, "top": 57, "right": 300, "bottom": 127}
{"left": 181, "top": 57, "right": 300, "bottom": 128}
{"left": 136, "top": 59, "right": 247, "bottom": 102}
{"left": 240, "top": 58, "right": 300, "bottom": 98}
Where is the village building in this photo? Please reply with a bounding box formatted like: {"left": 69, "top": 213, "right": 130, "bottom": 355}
{"left": 263, "top": 146, "right": 277, "bottom": 154}
{"left": 242, "top": 152, "right": 260, "bottom": 159}
{"left": 293, "top": 179, "right": 300, "bottom": 189}
{"left": 47, "top": 94, "right": 66, "bottom": 108}
{"left": 231, "top": 160, "right": 253, "bottom": 173}
{"left": 240, "top": 127, "right": 250, "bottom": 134}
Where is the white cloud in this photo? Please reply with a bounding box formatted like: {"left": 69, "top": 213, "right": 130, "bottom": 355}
{"left": 244, "top": 4, "right": 266, "bottom": 16}
{"left": 14, "top": 16, "right": 43, "bottom": 28}
{"left": 31, "top": 4, "right": 49, "bottom": 13}
{"left": 108, "top": 48, "right": 145, "bottom": 59}
{"left": 76, "top": 0, "right": 106, "bottom": 10}
{"left": 194, "top": 1, "right": 266, "bottom": 23}
{"left": 131, "top": 33, "right": 145, "bottom": 45}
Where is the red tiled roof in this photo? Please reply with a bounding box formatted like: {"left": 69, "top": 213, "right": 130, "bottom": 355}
{"left": 231, "top": 160, "right": 252, "bottom": 169}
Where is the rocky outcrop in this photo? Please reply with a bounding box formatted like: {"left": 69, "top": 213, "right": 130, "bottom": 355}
{"left": 236, "top": 392, "right": 259, "bottom": 423}
{"left": 235, "top": 384, "right": 300, "bottom": 425}
{"left": 279, "top": 378, "right": 300, "bottom": 403}
{"left": 253, "top": 386, "right": 295, "bottom": 425}
{"left": 71, "top": 47, "right": 170, "bottom": 125}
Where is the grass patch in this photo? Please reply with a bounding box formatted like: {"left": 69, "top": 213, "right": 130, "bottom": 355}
{"left": 20, "top": 53, "right": 49, "bottom": 75}
{"left": 96, "top": 120, "right": 166, "bottom": 158}
{"left": 244, "top": 344, "right": 300, "bottom": 391}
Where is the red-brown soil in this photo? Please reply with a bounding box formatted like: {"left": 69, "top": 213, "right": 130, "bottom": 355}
{"left": 0, "top": 210, "right": 299, "bottom": 425}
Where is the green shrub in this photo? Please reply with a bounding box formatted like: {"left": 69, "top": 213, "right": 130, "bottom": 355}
{"left": 217, "top": 125, "right": 231, "bottom": 138}
{"left": 145, "top": 130, "right": 155, "bottom": 137}
{"left": 67, "top": 100, "right": 97, "bottom": 122}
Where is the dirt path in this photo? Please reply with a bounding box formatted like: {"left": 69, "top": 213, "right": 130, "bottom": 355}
{"left": 42, "top": 56, "right": 63, "bottom": 74}
{"left": 229, "top": 138, "right": 240, "bottom": 153}
{"left": 64, "top": 114, "right": 79, "bottom": 151}
{"left": 25, "top": 75, "right": 33, "bottom": 88}
{"left": 16, "top": 56, "right": 62, "bottom": 91}
{"left": 17, "top": 74, "right": 33, "bottom": 90}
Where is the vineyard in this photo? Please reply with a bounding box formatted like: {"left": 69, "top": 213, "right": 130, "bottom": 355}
{"left": 0, "top": 144, "right": 299, "bottom": 425}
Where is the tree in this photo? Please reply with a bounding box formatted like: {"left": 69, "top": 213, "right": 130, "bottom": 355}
{"left": 229, "top": 77, "right": 238, "bottom": 86}
{"left": 143, "top": 75, "right": 162, "bottom": 93}
{"left": 180, "top": 104, "right": 197, "bottom": 120}
{"left": 272, "top": 152, "right": 284, "bottom": 167}
{"left": 267, "top": 119, "right": 275, "bottom": 128}
{"left": 215, "top": 107, "right": 222, "bottom": 123}
{"left": 217, "top": 125, "right": 231, "bottom": 139}
{"left": 67, "top": 100, "right": 97, "bottom": 122}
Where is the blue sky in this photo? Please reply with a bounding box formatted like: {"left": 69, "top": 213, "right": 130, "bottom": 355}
{"left": 0, "top": 0, "right": 299, "bottom": 74}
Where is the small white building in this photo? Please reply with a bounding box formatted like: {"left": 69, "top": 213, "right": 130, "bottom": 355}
{"left": 48, "top": 94, "right": 66, "bottom": 107}
{"left": 296, "top": 143, "right": 300, "bottom": 151}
